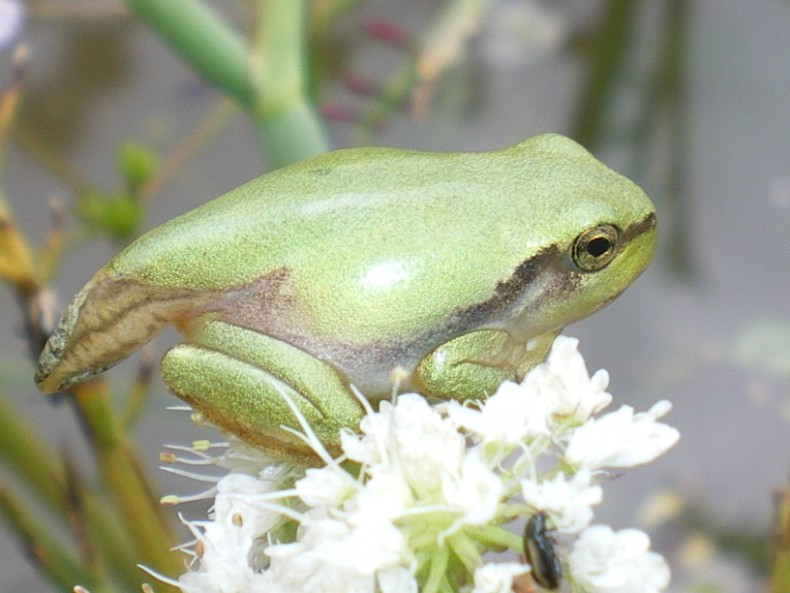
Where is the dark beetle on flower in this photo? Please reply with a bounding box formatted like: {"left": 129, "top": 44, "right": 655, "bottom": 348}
{"left": 523, "top": 512, "right": 562, "bottom": 590}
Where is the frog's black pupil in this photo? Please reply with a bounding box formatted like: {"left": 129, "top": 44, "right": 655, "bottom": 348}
{"left": 587, "top": 237, "right": 612, "bottom": 257}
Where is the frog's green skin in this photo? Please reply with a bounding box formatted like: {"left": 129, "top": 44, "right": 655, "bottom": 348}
{"left": 35, "top": 134, "right": 656, "bottom": 459}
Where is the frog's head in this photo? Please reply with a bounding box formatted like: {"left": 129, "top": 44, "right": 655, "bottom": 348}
{"left": 498, "top": 134, "right": 657, "bottom": 337}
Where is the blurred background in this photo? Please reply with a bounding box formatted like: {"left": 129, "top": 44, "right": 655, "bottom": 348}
{"left": 1, "top": 1, "right": 789, "bottom": 591}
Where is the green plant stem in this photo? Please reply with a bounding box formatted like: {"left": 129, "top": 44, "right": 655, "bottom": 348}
{"left": 252, "top": 0, "right": 305, "bottom": 106}
{"left": 772, "top": 486, "right": 790, "bottom": 593}
{"left": 0, "top": 392, "right": 65, "bottom": 510}
{"left": 421, "top": 544, "right": 450, "bottom": 593}
{"left": 0, "top": 389, "right": 187, "bottom": 589}
{"left": 1, "top": 197, "right": 148, "bottom": 588}
{"left": 72, "top": 380, "right": 182, "bottom": 585}
{"left": 470, "top": 523, "right": 522, "bottom": 552}
{"left": 253, "top": 99, "right": 328, "bottom": 169}
{"left": 657, "top": 0, "right": 695, "bottom": 277}
{"left": 251, "top": 0, "right": 328, "bottom": 166}
{"left": 125, "top": 0, "right": 256, "bottom": 109}
{"left": 0, "top": 488, "right": 107, "bottom": 593}
{"left": 126, "top": 0, "right": 329, "bottom": 169}
{"left": 571, "top": 0, "right": 638, "bottom": 148}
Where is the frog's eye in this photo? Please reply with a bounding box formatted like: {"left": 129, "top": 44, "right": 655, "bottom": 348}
{"left": 572, "top": 224, "right": 620, "bottom": 272}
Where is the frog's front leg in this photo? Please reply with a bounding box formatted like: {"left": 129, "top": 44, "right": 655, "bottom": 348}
{"left": 160, "top": 316, "right": 364, "bottom": 460}
{"left": 413, "top": 329, "right": 560, "bottom": 401}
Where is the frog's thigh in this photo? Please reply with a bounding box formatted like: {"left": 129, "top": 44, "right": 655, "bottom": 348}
{"left": 414, "top": 329, "right": 519, "bottom": 401}
{"left": 160, "top": 318, "right": 363, "bottom": 458}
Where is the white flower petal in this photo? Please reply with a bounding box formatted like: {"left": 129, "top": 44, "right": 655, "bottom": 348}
{"left": 266, "top": 510, "right": 410, "bottom": 593}
{"left": 387, "top": 394, "right": 467, "bottom": 494}
{"left": 353, "top": 465, "right": 413, "bottom": 514}
{"left": 378, "top": 566, "right": 418, "bottom": 593}
{"left": 569, "top": 525, "right": 670, "bottom": 593}
{"left": 296, "top": 466, "right": 356, "bottom": 507}
{"left": 340, "top": 429, "right": 379, "bottom": 465}
{"left": 441, "top": 446, "right": 503, "bottom": 531}
{"left": 520, "top": 468, "right": 602, "bottom": 533}
{"left": 445, "top": 380, "right": 552, "bottom": 446}
{"left": 471, "top": 562, "right": 532, "bottom": 593}
{"left": 179, "top": 473, "right": 283, "bottom": 593}
{"left": 564, "top": 402, "right": 680, "bottom": 469}
{"left": 524, "top": 336, "right": 613, "bottom": 422}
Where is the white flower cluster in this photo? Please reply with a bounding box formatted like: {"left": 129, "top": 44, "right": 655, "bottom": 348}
{"left": 169, "top": 336, "right": 678, "bottom": 593}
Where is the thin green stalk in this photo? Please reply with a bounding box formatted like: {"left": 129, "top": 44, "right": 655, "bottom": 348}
{"left": 12, "top": 122, "right": 94, "bottom": 195}
{"left": 253, "top": 99, "right": 328, "bottom": 169}
{"left": 0, "top": 488, "right": 107, "bottom": 593}
{"left": 772, "top": 486, "right": 790, "bottom": 593}
{"left": 446, "top": 531, "right": 483, "bottom": 573}
{"left": 571, "top": 0, "right": 639, "bottom": 148}
{"left": 126, "top": 0, "right": 329, "bottom": 169}
{"left": 137, "top": 98, "right": 236, "bottom": 203}
{"left": 658, "top": 0, "right": 695, "bottom": 277}
{"left": 71, "top": 380, "right": 182, "bottom": 585}
{"left": 355, "top": 56, "right": 418, "bottom": 142}
{"left": 421, "top": 544, "right": 450, "bottom": 593}
{"left": 1, "top": 200, "right": 158, "bottom": 588}
{"left": 0, "top": 392, "right": 65, "bottom": 510}
{"left": 83, "top": 498, "right": 149, "bottom": 590}
{"left": 125, "top": 0, "right": 256, "bottom": 109}
{"left": 251, "top": 0, "right": 329, "bottom": 167}
{"left": 1, "top": 387, "right": 164, "bottom": 589}
{"left": 468, "top": 523, "right": 523, "bottom": 552}
{"left": 252, "top": 0, "right": 305, "bottom": 106}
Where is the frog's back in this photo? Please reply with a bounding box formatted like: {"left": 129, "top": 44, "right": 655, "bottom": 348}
{"left": 113, "top": 134, "right": 648, "bottom": 295}
{"left": 111, "top": 146, "right": 521, "bottom": 288}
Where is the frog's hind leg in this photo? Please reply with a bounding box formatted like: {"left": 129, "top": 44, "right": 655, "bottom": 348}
{"left": 161, "top": 317, "right": 363, "bottom": 461}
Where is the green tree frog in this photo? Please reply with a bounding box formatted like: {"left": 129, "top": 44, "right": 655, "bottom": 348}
{"left": 35, "top": 134, "right": 656, "bottom": 458}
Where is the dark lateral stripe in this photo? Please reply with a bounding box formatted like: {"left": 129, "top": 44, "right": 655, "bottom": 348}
{"left": 446, "top": 211, "right": 656, "bottom": 331}
{"left": 451, "top": 244, "right": 563, "bottom": 328}
{"left": 623, "top": 211, "right": 657, "bottom": 242}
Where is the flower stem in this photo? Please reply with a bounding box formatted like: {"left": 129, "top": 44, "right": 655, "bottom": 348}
{"left": 250, "top": 0, "right": 328, "bottom": 167}
{"left": 72, "top": 379, "right": 182, "bottom": 585}
{"left": 421, "top": 544, "right": 450, "bottom": 593}
{"left": 0, "top": 488, "right": 107, "bottom": 593}
{"left": 772, "top": 486, "right": 790, "bottom": 593}
{"left": 125, "top": 0, "right": 329, "bottom": 169}
{"left": 469, "top": 523, "right": 523, "bottom": 553}
{"left": 124, "top": 0, "right": 255, "bottom": 109}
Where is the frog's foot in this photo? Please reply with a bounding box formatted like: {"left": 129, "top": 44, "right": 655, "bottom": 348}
{"left": 413, "top": 329, "right": 560, "bottom": 401}
{"left": 515, "top": 331, "right": 561, "bottom": 379}
{"left": 160, "top": 318, "right": 363, "bottom": 461}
